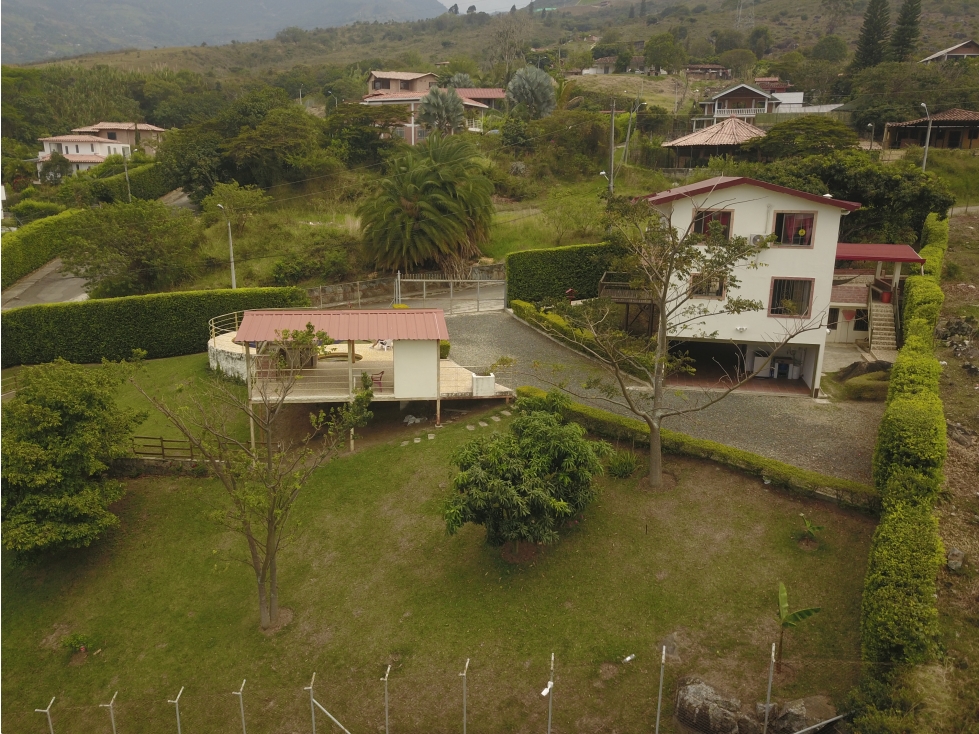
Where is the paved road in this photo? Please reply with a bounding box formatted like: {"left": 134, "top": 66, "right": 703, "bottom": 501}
{"left": 447, "top": 311, "right": 884, "bottom": 484}
{"left": 1, "top": 259, "right": 88, "bottom": 311}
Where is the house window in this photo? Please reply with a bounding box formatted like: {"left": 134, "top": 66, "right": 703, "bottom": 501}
{"left": 394, "top": 127, "right": 405, "bottom": 139}
{"left": 773, "top": 212, "right": 815, "bottom": 246}
{"left": 373, "top": 79, "right": 391, "bottom": 90}
{"left": 769, "top": 278, "right": 813, "bottom": 317}
{"left": 827, "top": 307, "right": 839, "bottom": 330}
{"left": 400, "top": 81, "right": 410, "bottom": 90}
{"left": 692, "top": 209, "right": 732, "bottom": 238}
{"left": 107, "top": 131, "right": 117, "bottom": 140}
{"left": 969, "top": 128, "right": 978, "bottom": 140}
{"left": 90, "top": 144, "right": 95, "bottom": 152}
{"left": 854, "top": 309, "right": 869, "bottom": 331}
{"left": 691, "top": 274, "right": 725, "bottom": 298}
{"left": 75, "top": 145, "right": 79, "bottom": 153}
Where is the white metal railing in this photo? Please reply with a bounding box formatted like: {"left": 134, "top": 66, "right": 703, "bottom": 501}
{"left": 715, "top": 107, "right": 767, "bottom": 117}
{"left": 209, "top": 311, "right": 245, "bottom": 340}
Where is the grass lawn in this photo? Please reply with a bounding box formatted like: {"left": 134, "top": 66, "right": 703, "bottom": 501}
{"left": 2, "top": 392, "right": 876, "bottom": 733}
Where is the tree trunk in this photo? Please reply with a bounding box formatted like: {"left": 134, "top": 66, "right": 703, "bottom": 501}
{"left": 648, "top": 420, "right": 663, "bottom": 488}
{"left": 257, "top": 577, "right": 270, "bottom": 629}
{"left": 269, "top": 552, "right": 279, "bottom": 624}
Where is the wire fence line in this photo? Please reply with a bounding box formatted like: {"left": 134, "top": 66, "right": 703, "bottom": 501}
{"left": 9, "top": 651, "right": 873, "bottom": 734}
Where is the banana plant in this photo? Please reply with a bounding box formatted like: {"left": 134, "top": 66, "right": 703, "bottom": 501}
{"left": 776, "top": 582, "right": 821, "bottom": 672}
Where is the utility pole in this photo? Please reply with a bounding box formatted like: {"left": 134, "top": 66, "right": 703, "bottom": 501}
{"left": 216, "top": 204, "right": 237, "bottom": 289}
{"left": 920, "top": 103, "right": 933, "bottom": 172}
{"left": 609, "top": 99, "right": 616, "bottom": 195}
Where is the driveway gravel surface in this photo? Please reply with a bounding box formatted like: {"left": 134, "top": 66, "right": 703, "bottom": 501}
{"left": 447, "top": 312, "right": 884, "bottom": 484}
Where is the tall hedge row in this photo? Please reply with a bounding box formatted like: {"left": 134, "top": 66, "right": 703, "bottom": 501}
{"left": 1, "top": 209, "right": 85, "bottom": 288}
{"left": 95, "top": 163, "right": 176, "bottom": 203}
{"left": 1, "top": 287, "right": 310, "bottom": 368}
{"left": 861, "top": 212, "right": 949, "bottom": 669}
{"left": 506, "top": 242, "right": 620, "bottom": 303}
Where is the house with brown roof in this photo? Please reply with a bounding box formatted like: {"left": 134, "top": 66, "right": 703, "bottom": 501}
{"left": 71, "top": 122, "right": 166, "bottom": 154}
{"left": 692, "top": 84, "right": 780, "bottom": 129}
{"left": 583, "top": 56, "right": 618, "bottom": 75}
{"left": 361, "top": 86, "right": 504, "bottom": 143}
{"left": 883, "top": 108, "right": 979, "bottom": 150}
{"left": 919, "top": 39, "right": 979, "bottom": 63}
{"left": 685, "top": 64, "right": 732, "bottom": 80}
{"left": 368, "top": 71, "right": 439, "bottom": 94}
{"left": 35, "top": 134, "right": 133, "bottom": 176}
{"left": 661, "top": 117, "right": 766, "bottom": 166}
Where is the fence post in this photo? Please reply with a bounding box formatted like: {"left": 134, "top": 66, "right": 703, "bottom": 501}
{"left": 357, "top": 281, "right": 361, "bottom": 308}
{"left": 763, "top": 643, "right": 775, "bottom": 734}
{"left": 449, "top": 281, "right": 454, "bottom": 315}
{"left": 233, "top": 679, "right": 247, "bottom": 734}
{"left": 35, "top": 697, "right": 55, "bottom": 734}
{"left": 382, "top": 665, "right": 391, "bottom": 734}
{"left": 654, "top": 646, "right": 666, "bottom": 734}
{"left": 168, "top": 687, "right": 184, "bottom": 734}
{"left": 476, "top": 280, "right": 480, "bottom": 312}
{"left": 460, "top": 658, "right": 470, "bottom": 734}
{"left": 305, "top": 673, "right": 317, "bottom": 734}
{"left": 160, "top": 436, "right": 166, "bottom": 459}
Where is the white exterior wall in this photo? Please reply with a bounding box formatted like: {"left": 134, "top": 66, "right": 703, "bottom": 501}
{"left": 393, "top": 340, "right": 438, "bottom": 399}
{"left": 654, "top": 184, "right": 850, "bottom": 393}
{"left": 40, "top": 140, "right": 130, "bottom": 157}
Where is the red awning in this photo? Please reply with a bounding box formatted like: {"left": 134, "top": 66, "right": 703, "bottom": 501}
{"left": 234, "top": 309, "right": 449, "bottom": 344}
{"left": 835, "top": 243, "right": 925, "bottom": 263}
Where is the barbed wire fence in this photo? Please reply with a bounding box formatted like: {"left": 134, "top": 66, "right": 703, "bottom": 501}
{"left": 10, "top": 647, "right": 871, "bottom": 734}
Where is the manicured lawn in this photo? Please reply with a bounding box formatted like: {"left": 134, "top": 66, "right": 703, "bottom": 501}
{"left": 1, "top": 400, "right": 875, "bottom": 733}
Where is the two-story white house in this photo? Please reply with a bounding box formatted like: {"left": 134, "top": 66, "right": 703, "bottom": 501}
{"left": 633, "top": 176, "right": 864, "bottom": 397}
{"left": 36, "top": 135, "right": 132, "bottom": 176}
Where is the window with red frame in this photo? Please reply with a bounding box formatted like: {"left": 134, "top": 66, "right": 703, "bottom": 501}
{"left": 774, "top": 213, "right": 814, "bottom": 246}
{"left": 692, "top": 210, "right": 732, "bottom": 238}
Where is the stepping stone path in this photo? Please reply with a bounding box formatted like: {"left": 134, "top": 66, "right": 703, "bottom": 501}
{"left": 401, "top": 441, "right": 409, "bottom": 447}
{"left": 428, "top": 434, "right": 435, "bottom": 440}
{"left": 413, "top": 437, "right": 421, "bottom": 443}
{"left": 501, "top": 410, "right": 511, "bottom": 416}
{"left": 478, "top": 421, "right": 488, "bottom": 427}
{"left": 467, "top": 425, "right": 475, "bottom": 431}
{"left": 491, "top": 416, "right": 501, "bottom": 422}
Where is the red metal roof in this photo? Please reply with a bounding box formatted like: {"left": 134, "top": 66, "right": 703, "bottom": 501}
{"left": 835, "top": 243, "right": 926, "bottom": 263}
{"left": 640, "top": 176, "right": 861, "bottom": 211}
{"left": 234, "top": 309, "right": 449, "bottom": 344}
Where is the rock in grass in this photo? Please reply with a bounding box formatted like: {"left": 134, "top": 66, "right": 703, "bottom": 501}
{"left": 948, "top": 547, "right": 966, "bottom": 572}
{"left": 674, "top": 677, "right": 741, "bottom": 734}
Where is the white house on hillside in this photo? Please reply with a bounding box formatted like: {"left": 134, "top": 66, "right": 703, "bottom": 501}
{"left": 71, "top": 122, "right": 166, "bottom": 154}
{"left": 619, "top": 176, "right": 921, "bottom": 397}
{"left": 36, "top": 135, "right": 132, "bottom": 176}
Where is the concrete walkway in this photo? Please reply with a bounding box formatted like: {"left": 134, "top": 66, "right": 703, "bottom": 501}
{"left": 1, "top": 259, "right": 88, "bottom": 311}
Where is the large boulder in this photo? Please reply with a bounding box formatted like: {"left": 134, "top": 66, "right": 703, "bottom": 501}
{"left": 836, "top": 360, "right": 891, "bottom": 382}
{"left": 772, "top": 696, "right": 837, "bottom": 734}
{"left": 675, "top": 677, "right": 742, "bottom": 734}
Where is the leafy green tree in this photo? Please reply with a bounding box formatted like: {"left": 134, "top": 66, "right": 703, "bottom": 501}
{"left": 712, "top": 29, "right": 745, "bottom": 54}
{"left": 1, "top": 359, "right": 143, "bottom": 558}
{"left": 821, "top": 0, "right": 853, "bottom": 33}
{"left": 200, "top": 181, "right": 270, "bottom": 235}
{"left": 718, "top": 48, "right": 758, "bottom": 80}
{"left": 810, "top": 34, "right": 848, "bottom": 62}
{"left": 322, "top": 103, "right": 410, "bottom": 165}
{"left": 62, "top": 200, "right": 203, "bottom": 297}
{"left": 447, "top": 72, "right": 475, "bottom": 88}
{"left": 645, "top": 32, "right": 688, "bottom": 74}
{"left": 156, "top": 126, "right": 225, "bottom": 202}
{"left": 747, "top": 26, "right": 774, "bottom": 58}
{"left": 852, "top": 0, "right": 890, "bottom": 70}
{"left": 39, "top": 151, "right": 74, "bottom": 184}
{"left": 357, "top": 134, "right": 493, "bottom": 274}
{"left": 444, "top": 401, "right": 610, "bottom": 555}
{"left": 132, "top": 328, "right": 373, "bottom": 629}
{"left": 745, "top": 116, "right": 858, "bottom": 158}
{"left": 418, "top": 88, "right": 466, "bottom": 135}
{"left": 776, "top": 582, "right": 821, "bottom": 671}
{"left": 889, "top": 0, "right": 921, "bottom": 62}
{"left": 506, "top": 66, "right": 556, "bottom": 119}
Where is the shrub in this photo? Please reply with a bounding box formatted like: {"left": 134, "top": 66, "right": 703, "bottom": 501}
{"left": 515, "top": 387, "right": 879, "bottom": 509}
{"left": 860, "top": 501, "right": 944, "bottom": 665}
{"left": 879, "top": 467, "right": 942, "bottom": 510}
{"left": 872, "top": 393, "right": 946, "bottom": 493}
{"left": 607, "top": 450, "right": 641, "bottom": 478}
{"left": 841, "top": 371, "right": 890, "bottom": 401}
{"left": 60, "top": 633, "right": 91, "bottom": 653}
{"left": 440, "top": 340, "right": 451, "bottom": 359}
{"left": 506, "top": 242, "right": 620, "bottom": 303}
{"left": 887, "top": 352, "right": 940, "bottom": 399}
{"left": 902, "top": 277, "right": 944, "bottom": 337}
{"left": 1, "top": 287, "right": 310, "bottom": 368}
{"left": 8, "top": 199, "right": 64, "bottom": 224}
{"left": 0, "top": 209, "right": 84, "bottom": 288}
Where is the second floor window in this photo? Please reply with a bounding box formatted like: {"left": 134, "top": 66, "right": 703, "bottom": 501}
{"left": 691, "top": 274, "right": 725, "bottom": 298}
{"left": 774, "top": 212, "right": 815, "bottom": 246}
{"left": 400, "top": 81, "right": 410, "bottom": 90}
{"left": 692, "top": 210, "right": 732, "bottom": 238}
{"left": 770, "top": 278, "right": 813, "bottom": 317}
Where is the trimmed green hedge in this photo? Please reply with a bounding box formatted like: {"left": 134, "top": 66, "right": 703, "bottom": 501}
{"left": 506, "top": 242, "right": 620, "bottom": 303}
{"left": 860, "top": 500, "right": 944, "bottom": 665}
{"left": 887, "top": 352, "right": 941, "bottom": 399}
{"left": 918, "top": 213, "right": 949, "bottom": 280}
{"left": 1, "top": 209, "right": 85, "bottom": 289}
{"left": 516, "top": 386, "right": 880, "bottom": 510}
{"left": 902, "top": 277, "right": 944, "bottom": 339}
{"left": 98, "top": 163, "right": 176, "bottom": 202}
{"left": 1, "top": 287, "right": 310, "bottom": 368}
{"left": 872, "top": 393, "right": 946, "bottom": 493}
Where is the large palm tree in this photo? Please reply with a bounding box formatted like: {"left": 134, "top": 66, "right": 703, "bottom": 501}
{"left": 418, "top": 88, "right": 466, "bottom": 136}
{"left": 358, "top": 135, "right": 493, "bottom": 275}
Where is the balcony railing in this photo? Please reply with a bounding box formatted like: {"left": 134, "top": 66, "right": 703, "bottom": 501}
{"left": 715, "top": 107, "right": 767, "bottom": 117}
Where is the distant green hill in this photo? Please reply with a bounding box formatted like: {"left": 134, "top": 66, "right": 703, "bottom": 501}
{"left": 1, "top": 0, "right": 449, "bottom": 64}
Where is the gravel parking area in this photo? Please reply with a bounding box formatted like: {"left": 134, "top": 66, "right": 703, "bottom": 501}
{"left": 447, "top": 312, "right": 884, "bottom": 484}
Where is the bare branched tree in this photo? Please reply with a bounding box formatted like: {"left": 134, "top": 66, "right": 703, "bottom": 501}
{"left": 491, "top": 15, "right": 525, "bottom": 87}
{"left": 132, "top": 324, "right": 373, "bottom": 629}
{"left": 530, "top": 195, "right": 823, "bottom": 488}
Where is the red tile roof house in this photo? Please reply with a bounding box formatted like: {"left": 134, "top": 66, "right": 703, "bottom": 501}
{"left": 71, "top": 122, "right": 166, "bottom": 154}
{"left": 36, "top": 134, "right": 134, "bottom": 176}
{"left": 361, "top": 72, "right": 505, "bottom": 142}
{"left": 611, "top": 176, "right": 923, "bottom": 395}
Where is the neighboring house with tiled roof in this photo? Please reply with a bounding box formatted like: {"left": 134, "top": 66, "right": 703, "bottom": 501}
{"left": 583, "top": 56, "right": 618, "bottom": 75}
{"left": 919, "top": 39, "right": 979, "bottom": 63}
{"left": 685, "top": 64, "right": 732, "bottom": 80}
{"left": 368, "top": 70, "right": 439, "bottom": 94}
{"left": 662, "top": 117, "right": 766, "bottom": 166}
{"left": 361, "top": 85, "right": 503, "bottom": 144}
{"left": 883, "top": 108, "right": 979, "bottom": 150}
{"left": 71, "top": 121, "right": 166, "bottom": 154}
{"left": 36, "top": 134, "right": 133, "bottom": 176}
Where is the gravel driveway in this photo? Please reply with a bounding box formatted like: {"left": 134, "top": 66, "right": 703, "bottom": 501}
{"left": 447, "top": 312, "right": 884, "bottom": 484}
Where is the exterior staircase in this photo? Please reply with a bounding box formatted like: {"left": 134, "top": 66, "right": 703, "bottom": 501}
{"left": 870, "top": 300, "right": 898, "bottom": 356}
